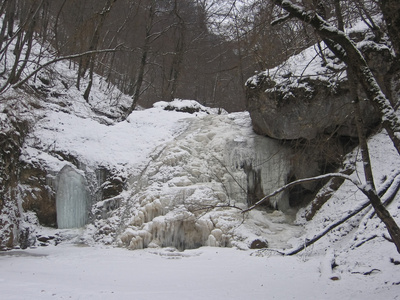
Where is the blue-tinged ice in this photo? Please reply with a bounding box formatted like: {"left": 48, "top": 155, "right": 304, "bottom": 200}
{"left": 56, "top": 165, "right": 90, "bottom": 229}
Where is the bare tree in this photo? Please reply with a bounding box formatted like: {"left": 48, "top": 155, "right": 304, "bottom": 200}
{"left": 380, "top": 0, "right": 400, "bottom": 57}
{"left": 82, "top": 0, "right": 117, "bottom": 101}
{"left": 0, "top": 0, "right": 45, "bottom": 93}
{"left": 124, "top": 0, "right": 159, "bottom": 117}
{"left": 259, "top": 0, "right": 400, "bottom": 253}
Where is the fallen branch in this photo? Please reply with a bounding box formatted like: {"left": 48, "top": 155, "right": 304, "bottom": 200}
{"left": 283, "top": 173, "right": 400, "bottom": 256}
{"left": 283, "top": 200, "right": 371, "bottom": 255}
{"left": 241, "top": 170, "right": 400, "bottom": 255}
{"left": 362, "top": 173, "right": 400, "bottom": 221}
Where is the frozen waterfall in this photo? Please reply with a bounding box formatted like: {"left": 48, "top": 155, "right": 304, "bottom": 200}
{"left": 109, "top": 112, "right": 301, "bottom": 251}
{"left": 56, "top": 165, "right": 90, "bottom": 229}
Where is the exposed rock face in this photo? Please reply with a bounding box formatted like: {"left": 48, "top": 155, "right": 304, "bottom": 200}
{"left": 245, "top": 38, "right": 396, "bottom": 208}
{"left": 0, "top": 112, "right": 31, "bottom": 249}
{"left": 246, "top": 71, "right": 380, "bottom": 141}
{"left": 20, "top": 162, "right": 57, "bottom": 227}
{"left": 19, "top": 157, "right": 126, "bottom": 230}
{"left": 245, "top": 42, "right": 392, "bottom": 141}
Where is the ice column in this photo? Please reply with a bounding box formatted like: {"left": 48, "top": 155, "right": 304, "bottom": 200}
{"left": 224, "top": 134, "right": 291, "bottom": 211}
{"left": 56, "top": 165, "right": 90, "bottom": 229}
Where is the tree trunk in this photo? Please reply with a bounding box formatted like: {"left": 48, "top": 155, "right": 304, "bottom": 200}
{"left": 380, "top": 0, "right": 400, "bottom": 57}
{"left": 334, "top": 0, "right": 344, "bottom": 31}
{"left": 83, "top": 60, "right": 94, "bottom": 102}
{"left": 351, "top": 70, "right": 400, "bottom": 252}
{"left": 273, "top": 0, "right": 400, "bottom": 156}
{"left": 349, "top": 69, "right": 375, "bottom": 189}
{"left": 273, "top": 0, "right": 400, "bottom": 254}
{"left": 362, "top": 187, "right": 400, "bottom": 253}
{"left": 81, "top": 0, "right": 116, "bottom": 100}
{"left": 125, "top": 2, "right": 156, "bottom": 117}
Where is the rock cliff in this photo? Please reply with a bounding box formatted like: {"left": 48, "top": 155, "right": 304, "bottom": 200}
{"left": 245, "top": 34, "right": 397, "bottom": 201}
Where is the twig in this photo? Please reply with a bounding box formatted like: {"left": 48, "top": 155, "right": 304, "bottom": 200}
{"left": 211, "top": 154, "right": 247, "bottom": 194}
{"left": 242, "top": 173, "right": 357, "bottom": 213}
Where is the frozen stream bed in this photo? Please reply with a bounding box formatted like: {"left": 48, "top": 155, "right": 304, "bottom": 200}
{"left": 0, "top": 243, "right": 397, "bottom": 300}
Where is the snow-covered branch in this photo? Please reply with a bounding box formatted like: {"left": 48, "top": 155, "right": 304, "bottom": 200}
{"left": 283, "top": 199, "right": 371, "bottom": 255}
{"left": 283, "top": 172, "right": 400, "bottom": 255}
{"left": 10, "top": 45, "right": 124, "bottom": 91}
{"left": 242, "top": 172, "right": 359, "bottom": 213}
{"left": 270, "top": 13, "right": 292, "bottom": 26}
{"left": 272, "top": 0, "right": 400, "bottom": 157}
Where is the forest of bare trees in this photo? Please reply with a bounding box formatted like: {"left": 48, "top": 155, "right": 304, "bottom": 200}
{"left": 0, "top": 0, "right": 393, "bottom": 113}
{"left": 0, "top": 0, "right": 321, "bottom": 112}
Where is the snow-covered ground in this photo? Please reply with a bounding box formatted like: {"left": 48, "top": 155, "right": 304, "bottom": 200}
{"left": 0, "top": 242, "right": 398, "bottom": 300}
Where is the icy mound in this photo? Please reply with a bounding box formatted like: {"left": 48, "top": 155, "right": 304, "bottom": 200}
{"left": 155, "top": 99, "right": 227, "bottom": 115}
{"left": 93, "top": 112, "right": 303, "bottom": 250}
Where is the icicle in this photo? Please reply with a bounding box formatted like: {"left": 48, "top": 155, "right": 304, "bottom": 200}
{"left": 56, "top": 165, "right": 90, "bottom": 229}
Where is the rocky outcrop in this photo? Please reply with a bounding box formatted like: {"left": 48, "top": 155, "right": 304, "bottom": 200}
{"left": 246, "top": 74, "right": 380, "bottom": 140}
{"left": 0, "top": 111, "right": 31, "bottom": 249}
{"left": 246, "top": 39, "right": 393, "bottom": 141}
{"left": 246, "top": 68, "right": 388, "bottom": 142}
{"left": 20, "top": 162, "right": 57, "bottom": 227}
{"left": 19, "top": 156, "right": 126, "bottom": 230}
{"left": 245, "top": 37, "right": 396, "bottom": 207}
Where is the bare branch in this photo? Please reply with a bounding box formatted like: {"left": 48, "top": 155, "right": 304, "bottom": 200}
{"left": 271, "top": 13, "right": 292, "bottom": 26}
{"left": 242, "top": 173, "right": 358, "bottom": 213}
{"left": 284, "top": 173, "right": 400, "bottom": 255}
{"left": 284, "top": 199, "right": 371, "bottom": 255}
{"left": 272, "top": 0, "right": 400, "bottom": 156}
{"left": 10, "top": 45, "right": 124, "bottom": 91}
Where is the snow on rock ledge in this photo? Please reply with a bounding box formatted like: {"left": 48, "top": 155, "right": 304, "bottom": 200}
{"left": 245, "top": 42, "right": 385, "bottom": 140}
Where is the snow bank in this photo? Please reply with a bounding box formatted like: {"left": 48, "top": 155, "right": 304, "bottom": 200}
{"left": 22, "top": 103, "right": 192, "bottom": 179}
{"left": 1, "top": 243, "right": 398, "bottom": 300}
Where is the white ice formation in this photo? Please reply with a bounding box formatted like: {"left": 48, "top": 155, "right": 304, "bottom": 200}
{"left": 56, "top": 165, "right": 90, "bottom": 229}
{"left": 96, "top": 112, "right": 300, "bottom": 250}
